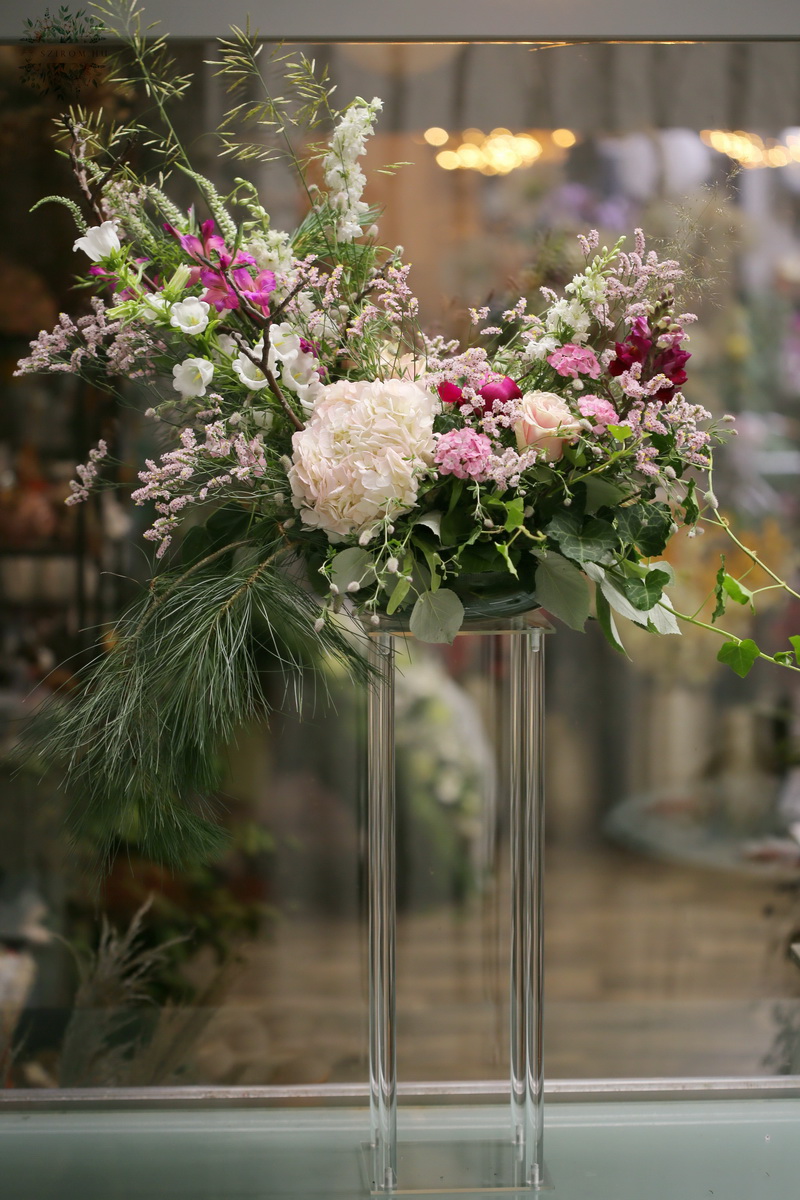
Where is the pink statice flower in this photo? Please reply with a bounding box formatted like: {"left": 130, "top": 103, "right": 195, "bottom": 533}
{"left": 434, "top": 428, "right": 493, "bottom": 481}
{"left": 547, "top": 343, "right": 602, "bottom": 380}
{"left": 577, "top": 394, "right": 619, "bottom": 434}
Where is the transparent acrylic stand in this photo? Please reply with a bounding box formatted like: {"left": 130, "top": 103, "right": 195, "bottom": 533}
{"left": 364, "top": 611, "right": 552, "bottom": 1194}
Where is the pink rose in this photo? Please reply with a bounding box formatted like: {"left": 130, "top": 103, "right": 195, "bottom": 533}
{"left": 514, "top": 391, "right": 581, "bottom": 462}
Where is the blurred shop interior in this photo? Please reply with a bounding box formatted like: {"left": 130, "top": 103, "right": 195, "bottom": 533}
{"left": 2, "top": 38, "right": 800, "bottom": 1090}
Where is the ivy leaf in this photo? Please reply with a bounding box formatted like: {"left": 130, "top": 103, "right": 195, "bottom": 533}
{"left": 790, "top": 635, "right": 800, "bottom": 660}
{"left": 717, "top": 638, "right": 760, "bottom": 678}
{"left": 607, "top": 424, "right": 632, "bottom": 441}
{"left": 712, "top": 560, "right": 727, "bottom": 624}
{"left": 495, "top": 541, "right": 519, "bottom": 578}
{"left": 330, "top": 547, "right": 375, "bottom": 593}
{"left": 683, "top": 478, "right": 699, "bottom": 526}
{"left": 503, "top": 497, "right": 526, "bottom": 531}
{"left": 721, "top": 573, "right": 754, "bottom": 610}
{"left": 615, "top": 502, "right": 674, "bottom": 557}
{"left": 545, "top": 509, "right": 618, "bottom": 564}
{"left": 584, "top": 477, "right": 627, "bottom": 514}
{"left": 773, "top": 650, "right": 794, "bottom": 666}
{"left": 409, "top": 588, "right": 465, "bottom": 644}
{"left": 532, "top": 551, "right": 590, "bottom": 631}
{"left": 595, "top": 587, "right": 627, "bottom": 655}
{"left": 617, "top": 568, "right": 672, "bottom": 612}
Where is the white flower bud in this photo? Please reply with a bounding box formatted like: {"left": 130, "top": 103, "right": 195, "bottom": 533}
{"left": 704, "top": 490, "right": 719, "bottom": 510}
{"left": 347, "top": 580, "right": 360, "bottom": 593}
{"left": 386, "top": 557, "right": 399, "bottom": 574}
{"left": 313, "top": 616, "right": 325, "bottom": 633}
{"left": 359, "top": 531, "right": 372, "bottom": 546}
{"left": 370, "top": 614, "right": 381, "bottom": 626}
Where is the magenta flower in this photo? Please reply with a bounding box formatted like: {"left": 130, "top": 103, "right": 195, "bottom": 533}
{"left": 608, "top": 317, "right": 690, "bottom": 402}
{"left": 434, "top": 428, "right": 493, "bottom": 480}
{"left": 577, "top": 395, "right": 619, "bottom": 434}
{"left": 547, "top": 343, "right": 602, "bottom": 380}
{"left": 437, "top": 374, "right": 522, "bottom": 412}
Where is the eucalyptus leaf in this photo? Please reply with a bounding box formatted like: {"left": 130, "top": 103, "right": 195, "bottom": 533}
{"left": 531, "top": 551, "right": 590, "bottom": 631}
{"left": 415, "top": 511, "right": 443, "bottom": 539}
{"left": 330, "top": 547, "right": 375, "bottom": 592}
{"left": 385, "top": 574, "right": 412, "bottom": 615}
{"left": 409, "top": 588, "right": 465, "bottom": 644}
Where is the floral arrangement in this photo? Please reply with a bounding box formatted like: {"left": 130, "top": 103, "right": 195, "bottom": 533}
{"left": 15, "top": 2, "right": 800, "bottom": 863}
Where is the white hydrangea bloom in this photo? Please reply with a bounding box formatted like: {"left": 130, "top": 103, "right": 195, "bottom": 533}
{"left": 323, "top": 99, "right": 383, "bottom": 244}
{"left": 288, "top": 378, "right": 438, "bottom": 541}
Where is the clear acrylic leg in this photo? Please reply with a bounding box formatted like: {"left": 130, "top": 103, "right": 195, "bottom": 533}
{"left": 510, "top": 628, "right": 545, "bottom": 1188}
{"left": 367, "top": 632, "right": 397, "bottom": 1192}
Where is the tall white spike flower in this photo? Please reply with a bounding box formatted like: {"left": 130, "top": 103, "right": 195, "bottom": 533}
{"left": 323, "top": 99, "right": 383, "bottom": 244}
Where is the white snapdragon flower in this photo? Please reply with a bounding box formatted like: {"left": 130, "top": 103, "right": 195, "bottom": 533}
{"left": 545, "top": 298, "right": 591, "bottom": 344}
{"left": 323, "top": 99, "right": 382, "bottom": 244}
{"left": 288, "top": 378, "right": 437, "bottom": 541}
{"left": 73, "top": 219, "right": 121, "bottom": 261}
{"left": 169, "top": 297, "right": 211, "bottom": 336}
{"left": 172, "top": 357, "right": 214, "bottom": 398}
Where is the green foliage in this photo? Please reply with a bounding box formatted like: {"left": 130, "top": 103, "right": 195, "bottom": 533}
{"left": 615, "top": 501, "right": 674, "bottom": 557}
{"left": 545, "top": 508, "right": 618, "bottom": 564}
{"left": 717, "top": 638, "right": 760, "bottom": 678}
{"left": 23, "top": 544, "right": 371, "bottom": 867}
{"left": 531, "top": 550, "right": 590, "bottom": 631}
{"left": 409, "top": 588, "right": 464, "bottom": 644}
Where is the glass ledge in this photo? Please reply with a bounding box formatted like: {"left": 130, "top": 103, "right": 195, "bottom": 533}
{"left": 1, "top": 1096, "right": 799, "bottom": 1199}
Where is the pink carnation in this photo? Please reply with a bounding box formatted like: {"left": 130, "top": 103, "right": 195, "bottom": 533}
{"left": 434, "top": 428, "right": 493, "bottom": 480}
{"left": 548, "top": 344, "right": 602, "bottom": 380}
{"left": 578, "top": 394, "right": 619, "bottom": 434}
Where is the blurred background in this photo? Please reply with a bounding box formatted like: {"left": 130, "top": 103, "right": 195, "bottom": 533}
{"left": 2, "top": 37, "right": 800, "bottom": 1091}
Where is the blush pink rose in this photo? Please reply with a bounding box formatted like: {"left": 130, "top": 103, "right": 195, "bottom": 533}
{"left": 514, "top": 391, "right": 581, "bottom": 462}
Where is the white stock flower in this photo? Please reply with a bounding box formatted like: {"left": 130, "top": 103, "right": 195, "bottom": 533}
{"left": 545, "top": 298, "right": 591, "bottom": 344}
{"left": 73, "top": 220, "right": 121, "bottom": 261}
{"left": 246, "top": 230, "right": 294, "bottom": 275}
{"left": 522, "top": 334, "right": 560, "bottom": 362}
{"left": 567, "top": 271, "right": 607, "bottom": 305}
{"left": 288, "top": 378, "right": 437, "bottom": 541}
{"left": 169, "top": 297, "right": 211, "bottom": 335}
{"left": 172, "top": 357, "right": 214, "bottom": 398}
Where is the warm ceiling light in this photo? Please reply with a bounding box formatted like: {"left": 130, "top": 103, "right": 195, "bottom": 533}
{"left": 424, "top": 126, "right": 449, "bottom": 146}
{"left": 435, "top": 150, "right": 460, "bottom": 170}
{"left": 552, "top": 128, "right": 576, "bottom": 148}
{"left": 462, "top": 128, "right": 484, "bottom": 145}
